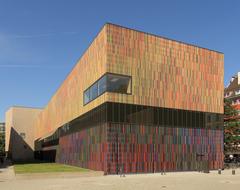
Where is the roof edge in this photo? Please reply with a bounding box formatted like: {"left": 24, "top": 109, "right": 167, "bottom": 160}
{"left": 105, "top": 22, "right": 224, "bottom": 55}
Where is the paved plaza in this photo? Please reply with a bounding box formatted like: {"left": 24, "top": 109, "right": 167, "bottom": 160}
{"left": 0, "top": 165, "right": 240, "bottom": 190}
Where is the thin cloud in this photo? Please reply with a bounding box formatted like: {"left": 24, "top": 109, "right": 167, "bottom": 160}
{"left": 0, "top": 64, "right": 67, "bottom": 69}
{"left": 5, "top": 32, "right": 79, "bottom": 39}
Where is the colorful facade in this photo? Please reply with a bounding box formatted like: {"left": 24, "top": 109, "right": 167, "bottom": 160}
{"left": 34, "top": 23, "right": 224, "bottom": 174}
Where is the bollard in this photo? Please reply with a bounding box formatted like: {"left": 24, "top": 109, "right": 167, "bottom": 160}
{"left": 218, "top": 169, "right": 221, "bottom": 175}
{"left": 232, "top": 169, "right": 235, "bottom": 175}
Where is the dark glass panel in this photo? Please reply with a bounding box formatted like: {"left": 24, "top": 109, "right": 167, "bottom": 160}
{"left": 47, "top": 102, "right": 224, "bottom": 142}
{"left": 164, "top": 108, "right": 169, "bottom": 126}
{"left": 84, "top": 89, "right": 90, "bottom": 104}
{"left": 162, "top": 108, "right": 165, "bottom": 125}
{"left": 169, "top": 109, "right": 173, "bottom": 126}
{"left": 119, "top": 103, "right": 125, "bottom": 123}
{"left": 187, "top": 111, "right": 191, "bottom": 127}
{"left": 183, "top": 110, "right": 186, "bottom": 127}
{"left": 113, "top": 103, "right": 119, "bottom": 123}
{"left": 159, "top": 108, "right": 164, "bottom": 125}
{"left": 125, "top": 103, "right": 131, "bottom": 123}
{"left": 173, "top": 109, "right": 178, "bottom": 127}
{"left": 132, "top": 105, "right": 137, "bottom": 124}
{"left": 84, "top": 73, "right": 131, "bottom": 105}
{"left": 154, "top": 107, "right": 159, "bottom": 125}
{"left": 107, "top": 74, "right": 131, "bottom": 94}
{"left": 178, "top": 109, "right": 183, "bottom": 127}
{"left": 90, "top": 82, "right": 98, "bottom": 100}
{"left": 196, "top": 112, "right": 200, "bottom": 128}
{"left": 199, "top": 112, "right": 203, "bottom": 128}
{"left": 98, "top": 75, "right": 107, "bottom": 95}
{"left": 192, "top": 111, "right": 196, "bottom": 128}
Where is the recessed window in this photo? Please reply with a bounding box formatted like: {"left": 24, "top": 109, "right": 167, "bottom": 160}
{"left": 83, "top": 73, "right": 131, "bottom": 105}
{"left": 84, "top": 89, "right": 90, "bottom": 104}
{"left": 98, "top": 75, "right": 107, "bottom": 95}
{"left": 107, "top": 74, "right": 131, "bottom": 94}
{"left": 91, "top": 82, "right": 98, "bottom": 100}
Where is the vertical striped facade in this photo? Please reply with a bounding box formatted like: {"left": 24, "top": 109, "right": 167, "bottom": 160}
{"left": 56, "top": 124, "right": 223, "bottom": 173}
{"left": 34, "top": 23, "right": 224, "bottom": 174}
{"left": 106, "top": 24, "right": 223, "bottom": 113}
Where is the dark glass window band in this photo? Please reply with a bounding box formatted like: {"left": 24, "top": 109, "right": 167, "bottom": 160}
{"left": 83, "top": 73, "right": 132, "bottom": 105}
{"left": 36, "top": 102, "right": 223, "bottom": 148}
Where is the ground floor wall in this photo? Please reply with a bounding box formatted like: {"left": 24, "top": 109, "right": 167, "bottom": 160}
{"left": 56, "top": 123, "right": 108, "bottom": 172}
{"left": 55, "top": 123, "right": 223, "bottom": 174}
{"left": 107, "top": 123, "right": 223, "bottom": 173}
{"left": 38, "top": 102, "right": 224, "bottom": 174}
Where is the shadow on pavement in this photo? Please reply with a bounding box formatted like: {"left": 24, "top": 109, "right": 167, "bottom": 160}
{"left": 0, "top": 160, "right": 12, "bottom": 170}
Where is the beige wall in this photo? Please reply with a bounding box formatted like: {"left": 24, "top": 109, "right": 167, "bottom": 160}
{"left": 5, "top": 106, "right": 42, "bottom": 161}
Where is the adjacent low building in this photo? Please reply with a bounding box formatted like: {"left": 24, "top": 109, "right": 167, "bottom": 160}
{"left": 224, "top": 72, "right": 240, "bottom": 118}
{"left": 0, "top": 122, "right": 5, "bottom": 154}
{"left": 0, "top": 122, "right": 5, "bottom": 136}
{"left": 5, "top": 106, "right": 42, "bottom": 161}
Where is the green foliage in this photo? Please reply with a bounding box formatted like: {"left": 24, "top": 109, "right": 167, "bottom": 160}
{"left": 224, "top": 99, "right": 238, "bottom": 117}
{"left": 224, "top": 98, "right": 240, "bottom": 152}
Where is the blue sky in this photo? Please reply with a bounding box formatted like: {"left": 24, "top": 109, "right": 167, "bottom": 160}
{"left": 0, "top": 0, "right": 239, "bottom": 122}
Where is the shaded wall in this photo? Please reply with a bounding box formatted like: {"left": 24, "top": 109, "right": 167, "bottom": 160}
{"left": 8, "top": 128, "right": 34, "bottom": 161}
{"left": 5, "top": 107, "right": 42, "bottom": 161}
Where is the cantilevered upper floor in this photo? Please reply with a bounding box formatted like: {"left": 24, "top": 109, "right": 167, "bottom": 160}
{"left": 34, "top": 23, "right": 224, "bottom": 139}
